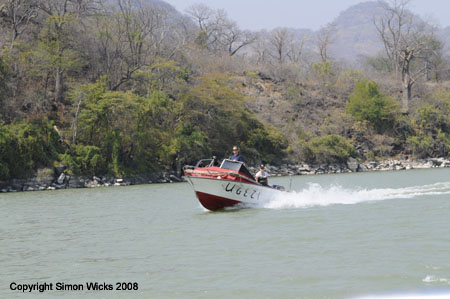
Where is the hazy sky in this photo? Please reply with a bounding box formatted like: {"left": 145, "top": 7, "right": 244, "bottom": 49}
{"left": 163, "top": 0, "right": 450, "bottom": 30}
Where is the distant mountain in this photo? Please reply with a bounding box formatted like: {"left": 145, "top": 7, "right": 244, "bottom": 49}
{"left": 106, "top": 0, "right": 181, "bottom": 16}
{"left": 318, "top": 1, "right": 450, "bottom": 62}
{"left": 329, "top": 1, "right": 386, "bottom": 62}
{"left": 143, "top": 0, "right": 179, "bottom": 13}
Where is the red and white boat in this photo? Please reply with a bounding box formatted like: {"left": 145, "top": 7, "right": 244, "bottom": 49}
{"left": 184, "top": 159, "right": 285, "bottom": 211}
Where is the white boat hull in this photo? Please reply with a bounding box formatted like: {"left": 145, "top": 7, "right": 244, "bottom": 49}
{"left": 186, "top": 176, "right": 281, "bottom": 210}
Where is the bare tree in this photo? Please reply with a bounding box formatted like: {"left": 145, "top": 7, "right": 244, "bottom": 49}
{"left": 268, "top": 28, "right": 293, "bottom": 65}
{"left": 1, "top": 0, "right": 38, "bottom": 78}
{"left": 90, "top": 0, "right": 182, "bottom": 90}
{"left": 2, "top": 0, "right": 38, "bottom": 52}
{"left": 374, "top": 0, "right": 410, "bottom": 76}
{"left": 251, "top": 32, "right": 268, "bottom": 65}
{"left": 375, "top": 0, "right": 440, "bottom": 113}
{"left": 316, "top": 23, "right": 336, "bottom": 62}
{"left": 287, "top": 33, "right": 309, "bottom": 63}
{"left": 221, "top": 21, "right": 257, "bottom": 56}
{"left": 185, "top": 3, "right": 214, "bottom": 49}
{"left": 185, "top": 3, "right": 212, "bottom": 32}
{"left": 185, "top": 4, "right": 254, "bottom": 56}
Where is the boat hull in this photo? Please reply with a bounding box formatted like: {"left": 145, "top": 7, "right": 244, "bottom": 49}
{"left": 186, "top": 176, "right": 281, "bottom": 211}
{"left": 195, "top": 191, "right": 242, "bottom": 211}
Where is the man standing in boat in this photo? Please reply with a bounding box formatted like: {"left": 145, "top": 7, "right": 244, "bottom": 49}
{"left": 229, "top": 146, "right": 244, "bottom": 162}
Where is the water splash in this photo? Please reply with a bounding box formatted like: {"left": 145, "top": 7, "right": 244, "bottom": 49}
{"left": 423, "top": 275, "right": 450, "bottom": 284}
{"left": 261, "top": 182, "right": 450, "bottom": 209}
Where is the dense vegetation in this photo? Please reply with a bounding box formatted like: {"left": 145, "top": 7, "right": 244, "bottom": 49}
{"left": 0, "top": 72, "right": 287, "bottom": 180}
{"left": 1, "top": 0, "right": 450, "bottom": 181}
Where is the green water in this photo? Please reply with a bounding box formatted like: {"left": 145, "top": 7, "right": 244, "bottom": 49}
{"left": 1, "top": 168, "right": 450, "bottom": 298}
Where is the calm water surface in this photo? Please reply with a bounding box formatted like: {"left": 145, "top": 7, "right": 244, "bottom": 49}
{"left": 1, "top": 168, "right": 450, "bottom": 298}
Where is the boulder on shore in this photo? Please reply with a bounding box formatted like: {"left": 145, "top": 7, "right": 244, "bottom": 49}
{"left": 347, "top": 157, "right": 359, "bottom": 172}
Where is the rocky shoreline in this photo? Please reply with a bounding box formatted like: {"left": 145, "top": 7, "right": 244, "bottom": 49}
{"left": 259, "top": 157, "right": 450, "bottom": 176}
{"left": 0, "top": 170, "right": 183, "bottom": 193}
{"left": 1, "top": 157, "right": 450, "bottom": 193}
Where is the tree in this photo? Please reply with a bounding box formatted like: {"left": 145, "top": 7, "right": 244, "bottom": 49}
{"left": 287, "top": 33, "right": 308, "bottom": 63}
{"left": 0, "top": 56, "right": 10, "bottom": 102}
{"left": 374, "top": 0, "right": 440, "bottom": 113}
{"left": 268, "top": 28, "right": 293, "bottom": 65}
{"left": 3, "top": 0, "right": 38, "bottom": 52}
{"left": 316, "top": 23, "right": 336, "bottom": 63}
{"left": 185, "top": 4, "right": 255, "bottom": 56}
{"left": 35, "top": 0, "right": 99, "bottom": 103}
{"left": 90, "top": 0, "right": 178, "bottom": 90}
{"left": 185, "top": 3, "right": 213, "bottom": 33}
{"left": 251, "top": 32, "right": 268, "bottom": 65}
{"left": 35, "top": 14, "right": 83, "bottom": 103}
{"left": 2, "top": 0, "right": 38, "bottom": 76}
{"left": 185, "top": 3, "right": 216, "bottom": 50}
{"left": 221, "top": 21, "right": 257, "bottom": 56}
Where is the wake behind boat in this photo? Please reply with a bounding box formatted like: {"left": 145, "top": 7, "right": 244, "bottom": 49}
{"left": 184, "top": 159, "right": 286, "bottom": 211}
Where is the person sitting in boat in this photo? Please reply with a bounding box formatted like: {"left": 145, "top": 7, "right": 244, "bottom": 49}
{"left": 229, "top": 146, "right": 244, "bottom": 162}
{"left": 255, "top": 164, "right": 269, "bottom": 186}
{"left": 211, "top": 156, "right": 220, "bottom": 166}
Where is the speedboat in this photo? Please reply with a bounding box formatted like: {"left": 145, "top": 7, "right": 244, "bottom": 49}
{"left": 184, "top": 159, "right": 286, "bottom": 211}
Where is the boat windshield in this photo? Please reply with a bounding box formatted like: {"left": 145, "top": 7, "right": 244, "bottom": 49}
{"left": 194, "top": 159, "right": 218, "bottom": 168}
{"left": 220, "top": 160, "right": 253, "bottom": 179}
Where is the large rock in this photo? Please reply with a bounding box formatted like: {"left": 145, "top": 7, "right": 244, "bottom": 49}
{"left": 57, "top": 173, "right": 66, "bottom": 185}
{"left": 85, "top": 178, "right": 101, "bottom": 188}
{"left": 347, "top": 157, "right": 360, "bottom": 172}
{"left": 68, "top": 176, "right": 87, "bottom": 188}
{"left": 169, "top": 174, "right": 184, "bottom": 182}
{"left": 441, "top": 160, "right": 450, "bottom": 167}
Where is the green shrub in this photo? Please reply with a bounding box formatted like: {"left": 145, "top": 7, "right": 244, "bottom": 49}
{"left": 313, "top": 61, "right": 333, "bottom": 78}
{"left": 346, "top": 80, "right": 399, "bottom": 132}
{"left": 407, "top": 102, "right": 450, "bottom": 158}
{"left": 0, "top": 56, "right": 10, "bottom": 103}
{"left": 300, "top": 135, "right": 356, "bottom": 164}
{"left": 245, "top": 71, "right": 259, "bottom": 79}
{"left": 0, "top": 119, "right": 61, "bottom": 180}
{"left": 244, "top": 126, "right": 288, "bottom": 164}
{"left": 414, "top": 104, "right": 447, "bottom": 134}
{"left": 312, "top": 61, "right": 334, "bottom": 88}
{"left": 59, "top": 145, "right": 105, "bottom": 176}
{"left": 0, "top": 125, "right": 14, "bottom": 179}
{"left": 407, "top": 135, "right": 435, "bottom": 158}
{"left": 163, "top": 124, "right": 211, "bottom": 167}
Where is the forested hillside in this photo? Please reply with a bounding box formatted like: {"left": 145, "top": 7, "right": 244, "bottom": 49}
{"left": 1, "top": 0, "right": 450, "bottom": 182}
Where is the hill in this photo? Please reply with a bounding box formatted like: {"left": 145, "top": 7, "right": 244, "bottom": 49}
{"left": 329, "top": 1, "right": 385, "bottom": 62}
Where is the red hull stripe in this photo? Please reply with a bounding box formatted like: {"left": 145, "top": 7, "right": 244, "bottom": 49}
{"left": 196, "top": 191, "right": 242, "bottom": 211}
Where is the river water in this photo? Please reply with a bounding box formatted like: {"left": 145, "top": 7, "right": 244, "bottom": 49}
{"left": 1, "top": 168, "right": 450, "bottom": 298}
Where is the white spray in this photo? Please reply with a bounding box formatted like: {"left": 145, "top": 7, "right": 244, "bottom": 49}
{"left": 261, "top": 182, "right": 450, "bottom": 209}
